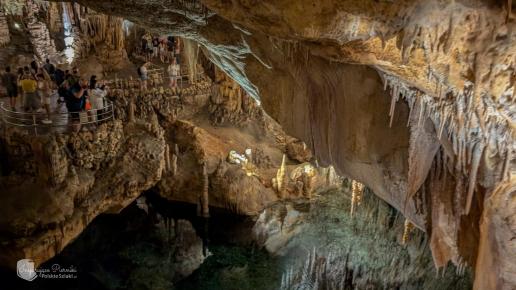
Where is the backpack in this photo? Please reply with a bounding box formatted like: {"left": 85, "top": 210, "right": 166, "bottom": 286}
{"left": 48, "top": 64, "right": 55, "bottom": 75}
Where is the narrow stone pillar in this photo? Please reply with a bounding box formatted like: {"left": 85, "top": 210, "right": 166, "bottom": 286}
{"left": 172, "top": 144, "right": 178, "bottom": 176}
{"left": 200, "top": 161, "right": 210, "bottom": 218}
{"left": 165, "top": 144, "right": 171, "bottom": 172}
{"left": 128, "top": 94, "right": 135, "bottom": 122}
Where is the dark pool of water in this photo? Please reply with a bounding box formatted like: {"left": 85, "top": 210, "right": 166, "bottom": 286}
{"left": 0, "top": 191, "right": 281, "bottom": 290}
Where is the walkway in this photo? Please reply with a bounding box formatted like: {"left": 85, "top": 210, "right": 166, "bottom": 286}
{"left": 0, "top": 94, "right": 114, "bottom": 135}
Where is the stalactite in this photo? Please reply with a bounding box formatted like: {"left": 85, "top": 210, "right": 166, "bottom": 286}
{"left": 465, "top": 142, "right": 484, "bottom": 214}
{"left": 0, "top": 11, "right": 10, "bottom": 46}
{"left": 502, "top": 147, "right": 512, "bottom": 181}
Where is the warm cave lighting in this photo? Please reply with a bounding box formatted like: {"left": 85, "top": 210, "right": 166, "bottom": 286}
{"left": 62, "top": 2, "right": 75, "bottom": 64}
{"left": 123, "top": 19, "right": 133, "bottom": 36}
{"left": 0, "top": 0, "right": 511, "bottom": 289}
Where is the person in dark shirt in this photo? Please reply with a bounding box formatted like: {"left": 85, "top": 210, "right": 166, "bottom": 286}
{"left": 43, "top": 59, "right": 56, "bottom": 80}
{"left": 66, "top": 80, "right": 88, "bottom": 116}
{"left": 2, "top": 67, "right": 18, "bottom": 110}
{"left": 67, "top": 67, "right": 80, "bottom": 87}
{"left": 89, "top": 75, "right": 97, "bottom": 90}
{"left": 54, "top": 68, "right": 65, "bottom": 86}
{"left": 30, "top": 60, "right": 39, "bottom": 76}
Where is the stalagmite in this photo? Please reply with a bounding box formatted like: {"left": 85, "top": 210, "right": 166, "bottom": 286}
{"left": 350, "top": 180, "right": 364, "bottom": 217}
{"left": 276, "top": 154, "right": 287, "bottom": 198}
{"left": 401, "top": 219, "right": 413, "bottom": 245}
{"left": 200, "top": 161, "right": 209, "bottom": 218}
{"left": 165, "top": 144, "right": 171, "bottom": 172}
{"left": 128, "top": 95, "right": 135, "bottom": 122}
{"left": 172, "top": 143, "right": 179, "bottom": 176}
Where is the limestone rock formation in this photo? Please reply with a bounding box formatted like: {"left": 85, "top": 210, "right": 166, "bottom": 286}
{"left": 52, "top": 1, "right": 514, "bottom": 288}
{"left": 0, "top": 11, "right": 10, "bottom": 46}
{"left": 0, "top": 121, "right": 166, "bottom": 268}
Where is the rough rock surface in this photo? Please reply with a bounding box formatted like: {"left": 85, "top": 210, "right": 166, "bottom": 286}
{"left": 49, "top": 1, "right": 514, "bottom": 288}
{"left": 0, "top": 121, "right": 166, "bottom": 268}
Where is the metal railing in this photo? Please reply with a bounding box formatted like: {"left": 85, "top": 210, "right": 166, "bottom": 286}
{"left": 104, "top": 70, "right": 205, "bottom": 90}
{"left": 0, "top": 97, "right": 115, "bottom": 135}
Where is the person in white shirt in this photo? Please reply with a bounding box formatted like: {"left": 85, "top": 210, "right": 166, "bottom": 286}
{"left": 90, "top": 85, "right": 107, "bottom": 121}
{"left": 167, "top": 57, "right": 180, "bottom": 88}
{"left": 138, "top": 63, "right": 149, "bottom": 91}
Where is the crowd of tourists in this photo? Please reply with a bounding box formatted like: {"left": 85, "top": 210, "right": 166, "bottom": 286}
{"left": 137, "top": 35, "right": 182, "bottom": 90}
{"left": 140, "top": 34, "right": 181, "bottom": 64}
{"left": 138, "top": 55, "right": 181, "bottom": 91}
{"left": 1, "top": 59, "right": 108, "bottom": 127}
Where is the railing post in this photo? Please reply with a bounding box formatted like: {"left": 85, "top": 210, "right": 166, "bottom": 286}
{"left": 32, "top": 113, "right": 37, "bottom": 135}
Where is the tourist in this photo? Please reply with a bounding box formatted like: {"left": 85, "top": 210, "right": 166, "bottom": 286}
{"left": 167, "top": 57, "right": 180, "bottom": 88}
{"left": 90, "top": 84, "right": 107, "bottom": 122}
{"left": 174, "top": 37, "right": 181, "bottom": 64}
{"left": 159, "top": 42, "right": 166, "bottom": 63}
{"left": 20, "top": 73, "right": 39, "bottom": 112}
{"left": 16, "top": 67, "right": 24, "bottom": 105}
{"left": 43, "top": 59, "right": 56, "bottom": 80}
{"left": 138, "top": 63, "right": 149, "bottom": 91}
{"left": 54, "top": 68, "right": 65, "bottom": 87}
{"left": 68, "top": 67, "right": 80, "bottom": 86}
{"left": 89, "top": 75, "right": 97, "bottom": 90}
{"left": 58, "top": 79, "right": 71, "bottom": 108}
{"left": 141, "top": 37, "right": 148, "bottom": 56}
{"left": 66, "top": 79, "right": 88, "bottom": 131}
{"left": 2, "top": 67, "right": 18, "bottom": 110}
{"left": 36, "top": 73, "right": 53, "bottom": 124}
{"left": 30, "top": 59, "right": 39, "bottom": 76}
{"left": 152, "top": 37, "right": 159, "bottom": 58}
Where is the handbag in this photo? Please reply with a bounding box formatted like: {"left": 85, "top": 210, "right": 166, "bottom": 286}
{"left": 85, "top": 99, "right": 92, "bottom": 110}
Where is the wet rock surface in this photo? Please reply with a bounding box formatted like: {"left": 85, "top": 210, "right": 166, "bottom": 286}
{"left": 45, "top": 1, "right": 514, "bottom": 288}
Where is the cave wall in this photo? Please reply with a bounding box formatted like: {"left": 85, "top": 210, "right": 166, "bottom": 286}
{"left": 18, "top": 0, "right": 516, "bottom": 288}
{"left": 242, "top": 41, "right": 429, "bottom": 226}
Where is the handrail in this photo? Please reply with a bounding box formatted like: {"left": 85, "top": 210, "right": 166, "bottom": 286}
{"left": 0, "top": 97, "right": 115, "bottom": 135}
{"left": 103, "top": 71, "right": 205, "bottom": 88}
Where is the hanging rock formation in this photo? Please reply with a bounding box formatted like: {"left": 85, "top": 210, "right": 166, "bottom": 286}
{"left": 42, "top": 0, "right": 515, "bottom": 288}
{"left": 0, "top": 11, "right": 10, "bottom": 46}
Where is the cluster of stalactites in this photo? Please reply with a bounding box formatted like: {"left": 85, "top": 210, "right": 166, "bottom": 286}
{"left": 350, "top": 180, "right": 364, "bottom": 217}
{"left": 1, "top": 0, "right": 47, "bottom": 16}
{"left": 24, "top": 1, "right": 59, "bottom": 61}
{"left": 183, "top": 38, "right": 200, "bottom": 84}
{"left": 382, "top": 72, "right": 514, "bottom": 215}
{"left": 80, "top": 13, "right": 125, "bottom": 50}
{"left": 0, "top": 11, "right": 10, "bottom": 46}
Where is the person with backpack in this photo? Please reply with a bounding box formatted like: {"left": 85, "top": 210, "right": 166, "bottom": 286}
{"left": 43, "top": 59, "right": 56, "bottom": 80}
{"left": 20, "top": 72, "right": 39, "bottom": 112}
{"left": 66, "top": 79, "right": 88, "bottom": 131}
{"left": 1, "top": 67, "right": 18, "bottom": 110}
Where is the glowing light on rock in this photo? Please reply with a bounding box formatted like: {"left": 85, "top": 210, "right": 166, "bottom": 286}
{"left": 62, "top": 3, "right": 75, "bottom": 64}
